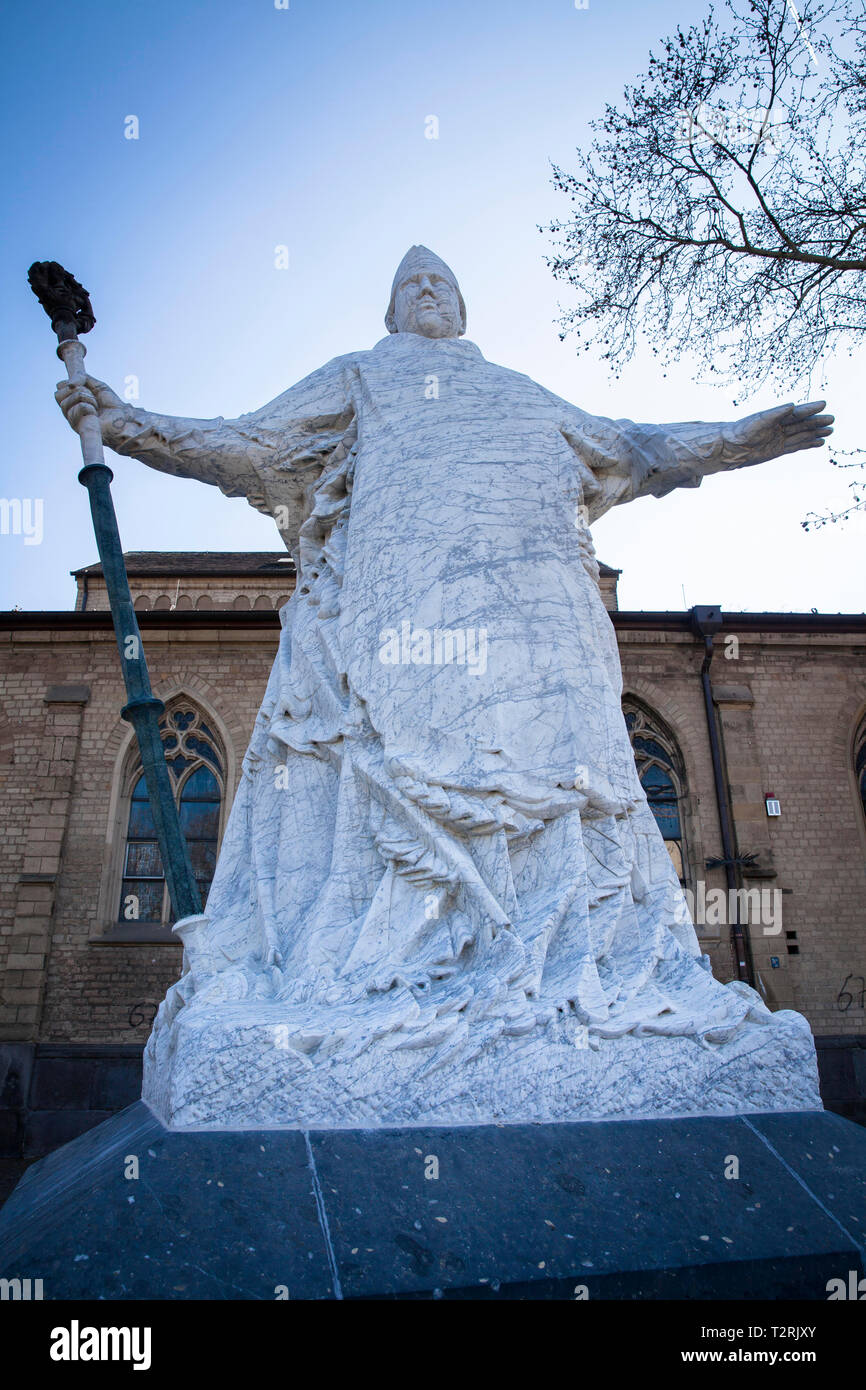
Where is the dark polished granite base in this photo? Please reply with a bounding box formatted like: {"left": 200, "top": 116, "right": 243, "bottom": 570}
{"left": 0, "top": 1103, "right": 863, "bottom": 1300}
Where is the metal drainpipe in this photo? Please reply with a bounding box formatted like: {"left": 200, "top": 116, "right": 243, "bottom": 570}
{"left": 690, "top": 605, "right": 754, "bottom": 986}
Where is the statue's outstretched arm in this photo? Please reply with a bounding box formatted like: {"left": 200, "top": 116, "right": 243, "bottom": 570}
{"left": 562, "top": 399, "right": 833, "bottom": 521}
{"left": 632, "top": 401, "right": 834, "bottom": 502}
{"left": 55, "top": 374, "right": 271, "bottom": 499}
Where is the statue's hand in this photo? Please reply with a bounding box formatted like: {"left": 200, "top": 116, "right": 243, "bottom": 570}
{"left": 55, "top": 374, "right": 128, "bottom": 434}
{"left": 729, "top": 400, "right": 834, "bottom": 465}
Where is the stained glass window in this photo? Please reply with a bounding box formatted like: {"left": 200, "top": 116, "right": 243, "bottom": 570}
{"left": 623, "top": 700, "right": 688, "bottom": 885}
{"left": 856, "top": 718, "right": 866, "bottom": 825}
{"left": 118, "top": 702, "right": 224, "bottom": 925}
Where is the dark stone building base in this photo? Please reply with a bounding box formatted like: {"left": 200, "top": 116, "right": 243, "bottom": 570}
{"left": 815, "top": 1036, "right": 866, "bottom": 1126}
{"left": 0, "top": 1102, "right": 864, "bottom": 1300}
{"left": 0, "top": 1044, "right": 142, "bottom": 1159}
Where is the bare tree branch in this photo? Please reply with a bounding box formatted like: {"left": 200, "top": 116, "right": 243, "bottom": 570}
{"left": 544, "top": 0, "right": 866, "bottom": 524}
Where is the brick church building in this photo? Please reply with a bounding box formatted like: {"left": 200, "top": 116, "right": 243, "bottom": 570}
{"left": 1, "top": 552, "right": 865, "bottom": 1156}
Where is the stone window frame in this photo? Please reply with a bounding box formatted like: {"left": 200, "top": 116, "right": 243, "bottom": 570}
{"left": 96, "top": 693, "right": 231, "bottom": 944}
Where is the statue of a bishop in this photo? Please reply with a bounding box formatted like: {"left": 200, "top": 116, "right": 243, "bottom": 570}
{"left": 58, "top": 246, "right": 828, "bottom": 1126}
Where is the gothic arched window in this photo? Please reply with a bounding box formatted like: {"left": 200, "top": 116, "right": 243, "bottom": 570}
{"left": 623, "top": 699, "right": 689, "bottom": 885}
{"left": 119, "top": 702, "right": 224, "bottom": 926}
{"left": 855, "top": 716, "right": 866, "bottom": 826}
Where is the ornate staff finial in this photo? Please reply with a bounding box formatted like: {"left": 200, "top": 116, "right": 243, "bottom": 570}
{"left": 27, "top": 260, "right": 96, "bottom": 340}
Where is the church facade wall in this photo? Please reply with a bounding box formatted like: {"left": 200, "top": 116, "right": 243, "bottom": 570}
{"left": 1, "top": 604, "right": 864, "bottom": 1156}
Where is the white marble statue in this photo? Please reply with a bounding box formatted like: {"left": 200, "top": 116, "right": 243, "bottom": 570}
{"left": 58, "top": 246, "right": 828, "bottom": 1127}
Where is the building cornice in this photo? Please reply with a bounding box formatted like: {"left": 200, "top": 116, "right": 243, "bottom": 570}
{"left": 0, "top": 611, "right": 283, "bottom": 631}
{"left": 1, "top": 609, "right": 865, "bottom": 635}
{"left": 612, "top": 611, "right": 866, "bottom": 634}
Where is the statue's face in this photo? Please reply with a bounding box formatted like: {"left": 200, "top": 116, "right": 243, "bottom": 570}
{"left": 393, "top": 268, "right": 462, "bottom": 338}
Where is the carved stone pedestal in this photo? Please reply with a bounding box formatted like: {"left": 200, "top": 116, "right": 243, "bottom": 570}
{"left": 1, "top": 1101, "right": 863, "bottom": 1300}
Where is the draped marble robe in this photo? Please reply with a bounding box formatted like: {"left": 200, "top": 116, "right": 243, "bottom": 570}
{"left": 108, "top": 331, "right": 783, "bottom": 1084}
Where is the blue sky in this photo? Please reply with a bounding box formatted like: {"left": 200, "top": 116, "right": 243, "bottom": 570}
{"left": 0, "top": 0, "right": 861, "bottom": 613}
